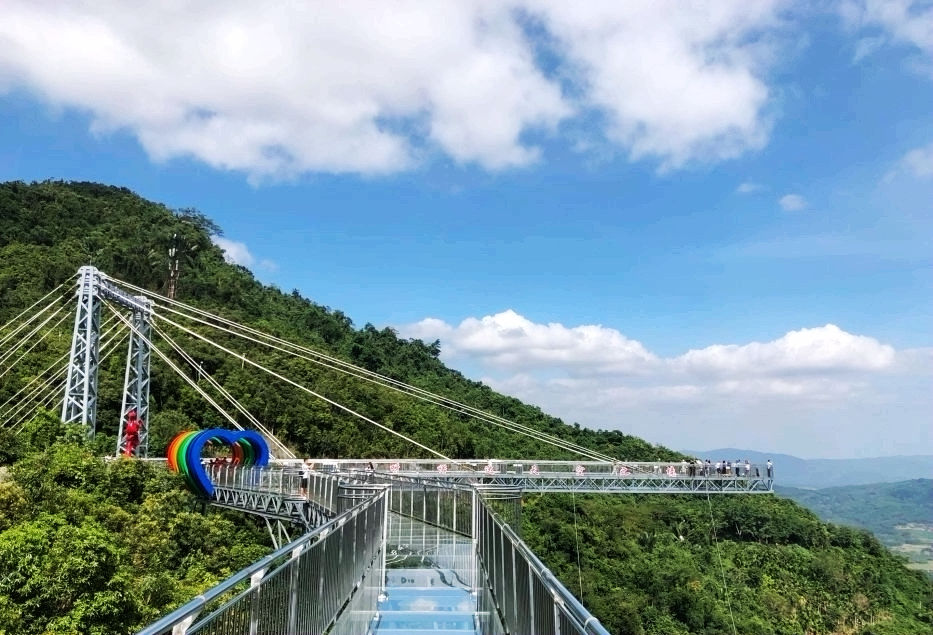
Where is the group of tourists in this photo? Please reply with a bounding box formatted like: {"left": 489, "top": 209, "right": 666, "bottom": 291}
{"left": 674, "top": 458, "right": 774, "bottom": 479}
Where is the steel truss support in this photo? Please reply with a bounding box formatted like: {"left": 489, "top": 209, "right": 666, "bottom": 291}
{"left": 116, "top": 296, "right": 152, "bottom": 457}
{"left": 212, "top": 485, "right": 335, "bottom": 531}
{"left": 61, "top": 266, "right": 102, "bottom": 436}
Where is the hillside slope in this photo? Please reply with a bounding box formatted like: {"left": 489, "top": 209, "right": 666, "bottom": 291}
{"left": 1, "top": 181, "right": 930, "bottom": 635}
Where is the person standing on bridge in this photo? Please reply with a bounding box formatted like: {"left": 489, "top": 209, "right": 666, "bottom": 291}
{"left": 301, "top": 459, "right": 312, "bottom": 497}
{"left": 124, "top": 409, "right": 140, "bottom": 457}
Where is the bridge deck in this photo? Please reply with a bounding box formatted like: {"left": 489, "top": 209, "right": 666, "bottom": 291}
{"left": 279, "top": 458, "right": 775, "bottom": 495}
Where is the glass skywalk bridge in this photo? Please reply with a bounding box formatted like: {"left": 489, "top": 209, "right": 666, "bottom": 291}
{"left": 139, "top": 460, "right": 772, "bottom": 635}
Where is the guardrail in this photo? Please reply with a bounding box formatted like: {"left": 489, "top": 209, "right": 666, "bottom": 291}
{"left": 321, "top": 458, "right": 773, "bottom": 479}
{"left": 475, "top": 497, "right": 611, "bottom": 635}
{"left": 136, "top": 485, "right": 388, "bottom": 635}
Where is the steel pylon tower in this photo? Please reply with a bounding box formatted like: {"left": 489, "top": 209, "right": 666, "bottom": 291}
{"left": 61, "top": 266, "right": 102, "bottom": 436}
{"left": 117, "top": 295, "right": 152, "bottom": 457}
{"left": 62, "top": 266, "right": 154, "bottom": 445}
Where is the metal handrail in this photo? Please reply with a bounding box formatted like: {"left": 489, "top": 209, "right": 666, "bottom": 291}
{"left": 477, "top": 497, "right": 612, "bottom": 635}
{"left": 136, "top": 486, "right": 387, "bottom": 635}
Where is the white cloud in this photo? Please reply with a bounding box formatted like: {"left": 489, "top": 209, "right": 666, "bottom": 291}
{"left": 399, "top": 310, "right": 929, "bottom": 457}
{"left": 532, "top": 1, "right": 781, "bottom": 170}
{"left": 405, "top": 313, "right": 895, "bottom": 380}
{"left": 883, "top": 141, "right": 933, "bottom": 182}
{"left": 852, "top": 35, "right": 886, "bottom": 62}
{"left": 406, "top": 309, "right": 657, "bottom": 373}
{"left": 0, "top": 1, "right": 788, "bottom": 178}
{"left": 900, "top": 142, "right": 933, "bottom": 179}
{"left": 736, "top": 182, "right": 764, "bottom": 193}
{"left": 211, "top": 235, "right": 278, "bottom": 272}
{"left": 779, "top": 193, "right": 807, "bottom": 211}
{"left": 672, "top": 324, "right": 895, "bottom": 376}
{"left": 212, "top": 236, "right": 254, "bottom": 267}
{"left": 840, "top": 0, "right": 933, "bottom": 73}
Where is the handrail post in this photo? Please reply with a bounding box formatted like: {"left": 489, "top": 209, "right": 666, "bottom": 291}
{"left": 248, "top": 567, "right": 266, "bottom": 635}
{"left": 287, "top": 545, "right": 303, "bottom": 633}
{"left": 381, "top": 488, "right": 389, "bottom": 592}
{"left": 171, "top": 612, "right": 198, "bottom": 635}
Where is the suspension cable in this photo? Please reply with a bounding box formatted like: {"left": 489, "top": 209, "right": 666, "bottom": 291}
{"left": 2, "top": 365, "right": 68, "bottom": 427}
{"left": 150, "top": 310, "right": 458, "bottom": 464}
{"left": 2, "top": 318, "right": 124, "bottom": 426}
{"left": 0, "top": 298, "right": 68, "bottom": 366}
{"left": 111, "top": 277, "right": 612, "bottom": 461}
{"left": 154, "top": 300, "right": 612, "bottom": 461}
{"left": 151, "top": 323, "right": 295, "bottom": 459}
{"left": 0, "top": 313, "right": 119, "bottom": 417}
{"left": 706, "top": 490, "right": 738, "bottom": 635}
{"left": 0, "top": 278, "right": 71, "bottom": 344}
{"left": 106, "top": 305, "right": 244, "bottom": 433}
{"left": 9, "top": 324, "right": 129, "bottom": 432}
{"left": 0, "top": 351, "right": 68, "bottom": 413}
{"left": 4, "top": 316, "right": 123, "bottom": 424}
{"left": 0, "top": 310, "right": 71, "bottom": 381}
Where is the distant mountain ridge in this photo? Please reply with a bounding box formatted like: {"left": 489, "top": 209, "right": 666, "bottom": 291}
{"left": 686, "top": 448, "right": 933, "bottom": 489}
{"left": 774, "top": 479, "right": 933, "bottom": 542}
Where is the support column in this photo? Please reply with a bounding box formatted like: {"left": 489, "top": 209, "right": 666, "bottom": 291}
{"left": 117, "top": 296, "right": 152, "bottom": 457}
{"left": 61, "top": 266, "right": 101, "bottom": 438}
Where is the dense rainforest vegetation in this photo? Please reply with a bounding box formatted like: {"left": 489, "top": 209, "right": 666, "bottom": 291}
{"left": 0, "top": 181, "right": 930, "bottom": 634}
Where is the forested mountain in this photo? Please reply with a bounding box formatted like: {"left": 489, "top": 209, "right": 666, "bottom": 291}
{"left": 777, "top": 480, "right": 933, "bottom": 575}
{"left": 777, "top": 480, "right": 933, "bottom": 540}
{"left": 1, "top": 181, "right": 930, "bottom": 635}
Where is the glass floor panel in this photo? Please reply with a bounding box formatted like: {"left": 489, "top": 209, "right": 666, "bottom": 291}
{"left": 375, "top": 512, "right": 483, "bottom": 635}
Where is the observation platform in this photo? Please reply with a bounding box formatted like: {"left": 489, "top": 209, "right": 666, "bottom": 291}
{"left": 292, "top": 458, "right": 775, "bottom": 495}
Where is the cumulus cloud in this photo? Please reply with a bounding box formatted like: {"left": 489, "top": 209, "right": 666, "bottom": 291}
{"left": 212, "top": 237, "right": 254, "bottom": 267}
{"left": 736, "top": 182, "right": 764, "bottom": 193}
{"left": 399, "top": 310, "right": 929, "bottom": 456}
{"left": 532, "top": 2, "right": 780, "bottom": 170}
{"left": 0, "top": 1, "right": 787, "bottom": 178}
{"left": 673, "top": 324, "right": 895, "bottom": 376}
{"left": 779, "top": 193, "right": 807, "bottom": 211}
{"left": 405, "top": 313, "right": 895, "bottom": 381}
{"left": 406, "top": 309, "right": 656, "bottom": 373}
{"left": 211, "top": 235, "right": 276, "bottom": 271}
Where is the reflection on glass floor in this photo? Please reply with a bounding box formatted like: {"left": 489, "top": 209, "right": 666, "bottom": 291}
{"left": 374, "top": 514, "right": 483, "bottom": 635}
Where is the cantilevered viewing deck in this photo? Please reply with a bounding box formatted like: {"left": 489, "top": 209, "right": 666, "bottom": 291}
{"left": 290, "top": 459, "right": 775, "bottom": 495}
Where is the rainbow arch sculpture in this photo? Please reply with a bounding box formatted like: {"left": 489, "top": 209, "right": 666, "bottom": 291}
{"left": 167, "top": 429, "right": 270, "bottom": 498}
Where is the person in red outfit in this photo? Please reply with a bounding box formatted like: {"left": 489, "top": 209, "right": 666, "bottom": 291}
{"left": 124, "top": 409, "right": 140, "bottom": 457}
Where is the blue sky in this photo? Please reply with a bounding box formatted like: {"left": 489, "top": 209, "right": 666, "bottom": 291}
{"left": 1, "top": 1, "right": 930, "bottom": 458}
